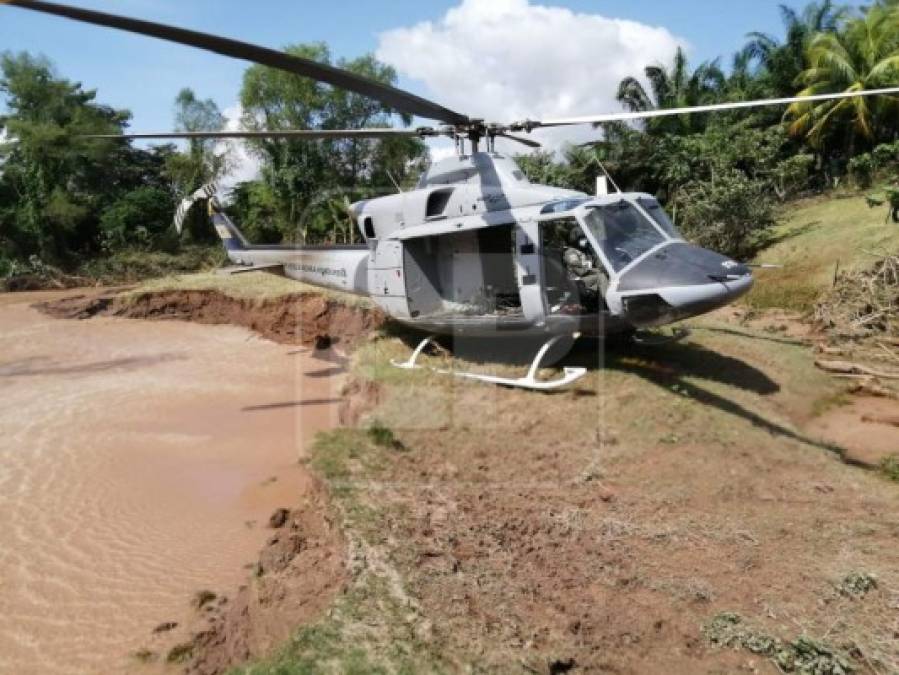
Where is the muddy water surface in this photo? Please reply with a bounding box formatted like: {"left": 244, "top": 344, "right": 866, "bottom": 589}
{"left": 0, "top": 291, "right": 344, "bottom": 674}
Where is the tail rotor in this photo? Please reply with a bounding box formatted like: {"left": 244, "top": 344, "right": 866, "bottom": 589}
{"left": 173, "top": 183, "right": 218, "bottom": 235}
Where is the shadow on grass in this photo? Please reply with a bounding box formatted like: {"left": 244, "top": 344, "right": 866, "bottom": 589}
{"left": 692, "top": 325, "right": 808, "bottom": 347}
{"left": 604, "top": 345, "right": 847, "bottom": 459}
{"left": 386, "top": 326, "right": 848, "bottom": 459}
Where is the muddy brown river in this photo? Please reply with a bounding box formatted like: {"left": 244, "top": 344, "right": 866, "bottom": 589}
{"left": 0, "top": 291, "right": 343, "bottom": 674}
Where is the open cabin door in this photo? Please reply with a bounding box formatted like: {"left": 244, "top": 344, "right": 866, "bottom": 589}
{"left": 514, "top": 221, "right": 547, "bottom": 326}
{"left": 368, "top": 239, "right": 410, "bottom": 318}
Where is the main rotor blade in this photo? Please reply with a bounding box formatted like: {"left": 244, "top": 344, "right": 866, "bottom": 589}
{"left": 521, "top": 87, "right": 899, "bottom": 129}
{"left": 3, "top": 0, "right": 469, "bottom": 125}
{"left": 495, "top": 132, "right": 541, "bottom": 149}
{"left": 84, "top": 128, "right": 433, "bottom": 140}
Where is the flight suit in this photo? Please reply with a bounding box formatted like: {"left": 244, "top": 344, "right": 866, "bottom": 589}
{"left": 563, "top": 246, "right": 603, "bottom": 295}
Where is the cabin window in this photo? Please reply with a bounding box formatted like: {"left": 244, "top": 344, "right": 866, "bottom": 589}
{"left": 426, "top": 189, "right": 453, "bottom": 218}
{"left": 363, "top": 217, "right": 375, "bottom": 240}
{"left": 582, "top": 202, "right": 665, "bottom": 272}
{"left": 540, "top": 217, "right": 607, "bottom": 314}
{"left": 637, "top": 197, "right": 681, "bottom": 239}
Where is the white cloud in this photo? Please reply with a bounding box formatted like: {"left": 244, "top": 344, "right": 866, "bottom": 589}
{"left": 217, "top": 103, "right": 262, "bottom": 193}
{"left": 377, "top": 0, "right": 686, "bottom": 152}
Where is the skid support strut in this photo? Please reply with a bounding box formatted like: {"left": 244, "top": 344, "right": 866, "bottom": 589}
{"left": 390, "top": 334, "right": 586, "bottom": 391}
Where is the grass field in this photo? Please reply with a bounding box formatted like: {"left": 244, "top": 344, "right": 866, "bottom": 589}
{"left": 747, "top": 188, "right": 899, "bottom": 312}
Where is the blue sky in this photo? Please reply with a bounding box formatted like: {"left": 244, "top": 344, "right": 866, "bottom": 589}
{"left": 0, "top": 0, "right": 864, "bottom": 134}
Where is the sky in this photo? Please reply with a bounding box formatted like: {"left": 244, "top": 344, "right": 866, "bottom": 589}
{"left": 0, "top": 0, "right": 866, "bottom": 181}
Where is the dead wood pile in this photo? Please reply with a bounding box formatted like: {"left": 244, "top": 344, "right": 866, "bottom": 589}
{"left": 815, "top": 254, "right": 899, "bottom": 338}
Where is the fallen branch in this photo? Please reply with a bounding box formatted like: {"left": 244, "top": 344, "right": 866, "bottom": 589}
{"left": 876, "top": 341, "right": 899, "bottom": 364}
{"left": 848, "top": 381, "right": 898, "bottom": 398}
{"left": 814, "top": 344, "right": 846, "bottom": 356}
{"left": 815, "top": 359, "right": 899, "bottom": 380}
{"left": 861, "top": 414, "right": 899, "bottom": 427}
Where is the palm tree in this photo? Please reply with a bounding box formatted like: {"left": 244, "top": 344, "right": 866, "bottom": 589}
{"left": 616, "top": 47, "right": 725, "bottom": 136}
{"left": 744, "top": 1, "right": 848, "bottom": 96}
{"left": 785, "top": 4, "right": 899, "bottom": 151}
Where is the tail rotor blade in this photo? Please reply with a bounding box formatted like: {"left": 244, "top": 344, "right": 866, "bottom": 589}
{"left": 174, "top": 184, "right": 217, "bottom": 234}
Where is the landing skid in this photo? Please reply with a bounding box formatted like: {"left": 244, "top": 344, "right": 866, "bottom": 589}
{"left": 631, "top": 327, "right": 690, "bottom": 346}
{"left": 390, "top": 334, "right": 587, "bottom": 392}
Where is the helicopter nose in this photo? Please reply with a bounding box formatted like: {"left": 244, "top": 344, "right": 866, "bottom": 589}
{"left": 612, "top": 243, "right": 754, "bottom": 327}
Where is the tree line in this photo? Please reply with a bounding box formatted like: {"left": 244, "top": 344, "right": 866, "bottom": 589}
{"left": 1, "top": 0, "right": 898, "bottom": 282}
{"left": 0, "top": 44, "right": 425, "bottom": 281}
{"left": 517, "top": 0, "right": 899, "bottom": 258}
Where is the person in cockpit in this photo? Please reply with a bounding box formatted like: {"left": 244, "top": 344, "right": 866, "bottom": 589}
{"left": 563, "top": 227, "right": 604, "bottom": 297}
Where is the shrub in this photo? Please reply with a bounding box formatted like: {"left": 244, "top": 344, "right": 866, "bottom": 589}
{"left": 772, "top": 154, "right": 815, "bottom": 200}
{"left": 674, "top": 170, "right": 776, "bottom": 260}
{"left": 366, "top": 420, "right": 405, "bottom": 451}
{"left": 848, "top": 153, "right": 875, "bottom": 188}
{"left": 872, "top": 140, "right": 899, "bottom": 169}
{"left": 77, "top": 246, "right": 224, "bottom": 283}
{"left": 98, "top": 186, "right": 177, "bottom": 253}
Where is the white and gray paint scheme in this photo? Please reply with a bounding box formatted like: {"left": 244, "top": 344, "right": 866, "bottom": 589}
{"left": 211, "top": 152, "right": 753, "bottom": 338}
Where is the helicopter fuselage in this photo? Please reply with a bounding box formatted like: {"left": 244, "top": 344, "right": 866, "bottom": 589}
{"left": 216, "top": 152, "right": 753, "bottom": 338}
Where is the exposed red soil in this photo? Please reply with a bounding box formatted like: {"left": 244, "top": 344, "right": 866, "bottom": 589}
{"left": 811, "top": 396, "right": 899, "bottom": 467}
{"left": 36, "top": 289, "right": 386, "bottom": 349}
{"left": 351, "top": 375, "right": 899, "bottom": 673}
{"left": 182, "top": 480, "right": 347, "bottom": 675}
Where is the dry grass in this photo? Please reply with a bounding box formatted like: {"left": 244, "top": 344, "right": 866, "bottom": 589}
{"left": 129, "top": 270, "right": 373, "bottom": 307}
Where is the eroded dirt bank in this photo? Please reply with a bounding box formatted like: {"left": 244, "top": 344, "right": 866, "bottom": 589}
{"left": 38, "top": 288, "right": 385, "bottom": 350}
{"left": 0, "top": 290, "right": 362, "bottom": 674}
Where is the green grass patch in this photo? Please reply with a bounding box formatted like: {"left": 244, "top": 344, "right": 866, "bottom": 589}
{"left": 703, "top": 612, "right": 855, "bottom": 673}
{"left": 132, "top": 648, "right": 156, "bottom": 663}
{"left": 838, "top": 572, "right": 878, "bottom": 598}
{"left": 810, "top": 390, "right": 852, "bottom": 418}
{"left": 233, "top": 575, "right": 443, "bottom": 675}
{"left": 747, "top": 190, "right": 899, "bottom": 312}
{"left": 366, "top": 420, "right": 406, "bottom": 451}
{"left": 880, "top": 454, "right": 899, "bottom": 482}
{"left": 166, "top": 643, "right": 194, "bottom": 664}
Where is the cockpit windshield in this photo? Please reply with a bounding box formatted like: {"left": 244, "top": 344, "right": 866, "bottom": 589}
{"left": 637, "top": 197, "right": 682, "bottom": 239}
{"left": 581, "top": 201, "right": 666, "bottom": 272}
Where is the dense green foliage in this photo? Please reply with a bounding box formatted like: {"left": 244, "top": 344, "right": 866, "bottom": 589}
{"left": 0, "top": 53, "right": 226, "bottom": 283}
{"left": 234, "top": 43, "right": 426, "bottom": 243}
{"left": 0, "top": 44, "right": 423, "bottom": 282}
{"left": 519, "top": 0, "right": 899, "bottom": 258}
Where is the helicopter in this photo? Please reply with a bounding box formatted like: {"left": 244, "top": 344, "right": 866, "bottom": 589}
{"left": 6, "top": 0, "right": 899, "bottom": 390}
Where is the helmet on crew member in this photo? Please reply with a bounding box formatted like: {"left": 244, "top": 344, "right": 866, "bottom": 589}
{"left": 568, "top": 227, "right": 588, "bottom": 249}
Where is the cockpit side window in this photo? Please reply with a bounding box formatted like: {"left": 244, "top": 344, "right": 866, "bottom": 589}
{"left": 637, "top": 197, "right": 681, "bottom": 239}
{"left": 582, "top": 202, "right": 665, "bottom": 272}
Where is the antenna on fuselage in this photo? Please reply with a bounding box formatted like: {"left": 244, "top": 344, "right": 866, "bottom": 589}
{"left": 592, "top": 156, "right": 622, "bottom": 195}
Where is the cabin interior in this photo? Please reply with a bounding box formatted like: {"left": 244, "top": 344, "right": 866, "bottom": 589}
{"left": 403, "top": 224, "right": 522, "bottom": 318}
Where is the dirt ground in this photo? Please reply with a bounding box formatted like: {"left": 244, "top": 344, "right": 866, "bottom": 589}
{"left": 18, "top": 288, "right": 899, "bottom": 674}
